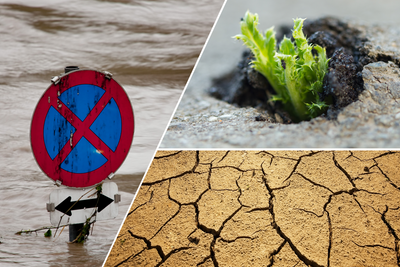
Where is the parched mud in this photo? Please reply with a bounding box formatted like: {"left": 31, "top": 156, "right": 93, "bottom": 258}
{"left": 104, "top": 151, "right": 400, "bottom": 267}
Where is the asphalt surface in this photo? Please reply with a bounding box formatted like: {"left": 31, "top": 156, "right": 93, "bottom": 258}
{"left": 160, "top": 0, "right": 400, "bottom": 148}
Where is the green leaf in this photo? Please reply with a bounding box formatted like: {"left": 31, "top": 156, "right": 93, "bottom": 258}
{"left": 307, "top": 100, "right": 329, "bottom": 118}
{"left": 44, "top": 229, "right": 52, "bottom": 237}
{"left": 234, "top": 11, "right": 286, "bottom": 102}
{"left": 279, "top": 37, "right": 295, "bottom": 56}
{"left": 235, "top": 12, "right": 330, "bottom": 122}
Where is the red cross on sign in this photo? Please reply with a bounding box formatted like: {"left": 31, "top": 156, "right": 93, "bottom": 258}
{"left": 30, "top": 70, "right": 134, "bottom": 188}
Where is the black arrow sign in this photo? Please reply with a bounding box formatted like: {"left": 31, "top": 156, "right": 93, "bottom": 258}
{"left": 55, "top": 194, "right": 114, "bottom": 216}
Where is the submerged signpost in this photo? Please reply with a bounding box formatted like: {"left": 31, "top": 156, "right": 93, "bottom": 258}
{"left": 30, "top": 66, "right": 134, "bottom": 242}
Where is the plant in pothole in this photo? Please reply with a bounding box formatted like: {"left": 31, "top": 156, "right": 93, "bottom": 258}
{"left": 235, "top": 11, "right": 330, "bottom": 122}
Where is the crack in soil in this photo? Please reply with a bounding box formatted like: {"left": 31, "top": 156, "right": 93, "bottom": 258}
{"left": 380, "top": 206, "right": 400, "bottom": 265}
{"left": 154, "top": 151, "right": 182, "bottom": 159}
{"left": 326, "top": 209, "right": 333, "bottom": 267}
{"left": 262, "top": 166, "right": 324, "bottom": 267}
{"left": 332, "top": 153, "right": 356, "bottom": 187}
{"left": 374, "top": 162, "right": 400, "bottom": 191}
{"left": 372, "top": 74, "right": 399, "bottom": 104}
{"left": 105, "top": 151, "right": 400, "bottom": 267}
{"left": 208, "top": 17, "right": 400, "bottom": 124}
{"left": 295, "top": 172, "right": 334, "bottom": 193}
{"left": 352, "top": 240, "right": 395, "bottom": 251}
{"left": 281, "top": 151, "right": 323, "bottom": 184}
{"left": 266, "top": 240, "right": 287, "bottom": 267}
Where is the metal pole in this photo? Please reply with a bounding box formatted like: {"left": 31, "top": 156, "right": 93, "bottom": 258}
{"left": 64, "top": 66, "right": 83, "bottom": 242}
{"left": 69, "top": 223, "right": 84, "bottom": 242}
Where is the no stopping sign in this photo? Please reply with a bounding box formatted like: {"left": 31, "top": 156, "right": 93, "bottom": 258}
{"left": 31, "top": 70, "right": 134, "bottom": 188}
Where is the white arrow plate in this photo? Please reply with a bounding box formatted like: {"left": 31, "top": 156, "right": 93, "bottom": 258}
{"left": 48, "top": 182, "right": 119, "bottom": 226}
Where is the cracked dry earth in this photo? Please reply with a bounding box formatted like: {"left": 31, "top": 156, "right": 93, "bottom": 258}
{"left": 105, "top": 151, "right": 400, "bottom": 267}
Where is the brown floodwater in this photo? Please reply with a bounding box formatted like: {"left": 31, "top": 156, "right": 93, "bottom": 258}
{"left": 0, "top": 0, "right": 222, "bottom": 266}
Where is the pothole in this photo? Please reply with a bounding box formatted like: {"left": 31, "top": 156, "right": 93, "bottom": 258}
{"left": 209, "top": 17, "right": 382, "bottom": 123}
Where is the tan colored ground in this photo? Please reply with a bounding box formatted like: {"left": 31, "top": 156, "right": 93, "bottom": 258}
{"left": 104, "top": 151, "right": 400, "bottom": 267}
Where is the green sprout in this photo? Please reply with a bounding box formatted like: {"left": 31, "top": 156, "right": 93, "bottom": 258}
{"left": 235, "top": 11, "right": 330, "bottom": 122}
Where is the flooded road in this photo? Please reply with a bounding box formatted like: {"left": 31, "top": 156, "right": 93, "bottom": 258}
{"left": 0, "top": 0, "right": 223, "bottom": 266}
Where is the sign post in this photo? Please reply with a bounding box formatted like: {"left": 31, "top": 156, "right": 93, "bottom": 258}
{"left": 30, "top": 66, "right": 134, "bottom": 242}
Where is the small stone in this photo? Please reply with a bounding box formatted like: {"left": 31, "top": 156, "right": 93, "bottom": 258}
{"left": 274, "top": 113, "right": 284, "bottom": 124}
{"left": 168, "top": 123, "right": 186, "bottom": 131}
{"left": 209, "top": 116, "right": 218, "bottom": 122}
{"left": 197, "top": 101, "right": 211, "bottom": 109}
{"left": 255, "top": 114, "right": 268, "bottom": 121}
{"left": 220, "top": 114, "right": 233, "bottom": 119}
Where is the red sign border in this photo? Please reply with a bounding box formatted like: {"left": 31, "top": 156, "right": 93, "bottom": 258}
{"left": 30, "top": 69, "right": 134, "bottom": 188}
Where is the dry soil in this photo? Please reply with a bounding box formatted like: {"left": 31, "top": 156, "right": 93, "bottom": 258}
{"left": 104, "top": 150, "right": 400, "bottom": 267}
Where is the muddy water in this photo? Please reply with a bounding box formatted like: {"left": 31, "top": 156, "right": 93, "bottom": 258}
{"left": 0, "top": 0, "right": 222, "bottom": 266}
